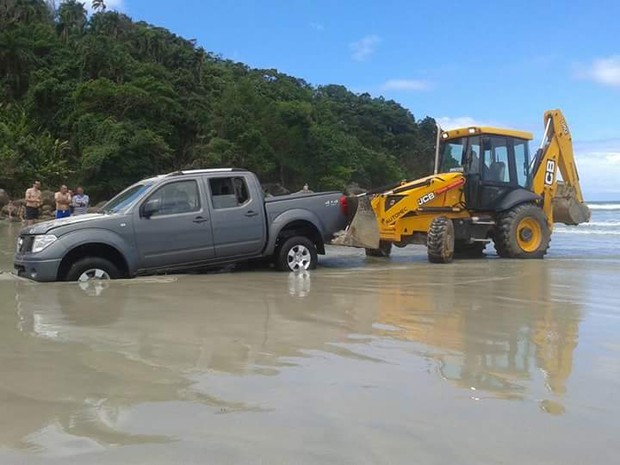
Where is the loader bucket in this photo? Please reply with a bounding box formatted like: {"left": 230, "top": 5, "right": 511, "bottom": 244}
{"left": 552, "top": 183, "right": 591, "bottom": 225}
{"left": 332, "top": 195, "right": 381, "bottom": 249}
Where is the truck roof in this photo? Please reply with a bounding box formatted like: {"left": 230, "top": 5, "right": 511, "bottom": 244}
{"left": 141, "top": 168, "right": 249, "bottom": 183}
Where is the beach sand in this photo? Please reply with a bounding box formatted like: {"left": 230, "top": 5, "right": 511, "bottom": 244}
{"left": 0, "top": 212, "right": 619, "bottom": 464}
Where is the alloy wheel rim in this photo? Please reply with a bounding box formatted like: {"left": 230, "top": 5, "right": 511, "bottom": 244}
{"left": 287, "top": 245, "right": 311, "bottom": 271}
{"left": 78, "top": 268, "right": 111, "bottom": 282}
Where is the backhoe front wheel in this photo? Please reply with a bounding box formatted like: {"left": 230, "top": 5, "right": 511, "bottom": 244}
{"left": 494, "top": 204, "right": 550, "bottom": 258}
{"left": 427, "top": 216, "right": 455, "bottom": 263}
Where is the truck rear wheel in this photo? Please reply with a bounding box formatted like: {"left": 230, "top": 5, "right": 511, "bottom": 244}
{"left": 427, "top": 216, "right": 454, "bottom": 263}
{"left": 365, "top": 240, "right": 392, "bottom": 257}
{"left": 494, "top": 203, "right": 550, "bottom": 258}
{"left": 276, "top": 236, "right": 318, "bottom": 272}
{"left": 65, "top": 257, "right": 120, "bottom": 281}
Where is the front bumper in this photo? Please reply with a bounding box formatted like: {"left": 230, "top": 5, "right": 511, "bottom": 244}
{"left": 13, "top": 256, "right": 62, "bottom": 282}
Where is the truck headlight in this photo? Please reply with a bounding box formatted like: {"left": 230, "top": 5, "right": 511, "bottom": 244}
{"left": 32, "top": 235, "right": 57, "bottom": 253}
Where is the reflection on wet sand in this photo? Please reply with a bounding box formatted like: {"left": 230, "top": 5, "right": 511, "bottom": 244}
{"left": 2, "top": 259, "right": 584, "bottom": 454}
{"left": 375, "top": 261, "right": 581, "bottom": 410}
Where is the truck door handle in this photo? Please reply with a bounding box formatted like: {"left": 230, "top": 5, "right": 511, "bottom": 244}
{"left": 244, "top": 211, "right": 259, "bottom": 217}
{"left": 193, "top": 216, "right": 209, "bottom": 223}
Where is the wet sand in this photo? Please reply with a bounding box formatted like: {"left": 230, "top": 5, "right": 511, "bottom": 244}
{"left": 1, "top": 221, "right": 619, "bottom": 464}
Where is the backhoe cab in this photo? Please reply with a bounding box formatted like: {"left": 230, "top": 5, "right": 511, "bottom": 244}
{"left": 333, "top": 109, "right": 590, "bottom": 262}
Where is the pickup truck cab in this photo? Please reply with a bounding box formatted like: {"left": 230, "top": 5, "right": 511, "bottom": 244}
{"left": 14, "top": 169, "right": 348, "bottom": 282}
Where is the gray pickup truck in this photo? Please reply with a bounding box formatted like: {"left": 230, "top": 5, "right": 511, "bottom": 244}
{"left": 14, "top": 169, "right": 348, "bottom": 282}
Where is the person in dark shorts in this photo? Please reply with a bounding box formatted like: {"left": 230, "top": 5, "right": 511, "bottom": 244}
{"left": 24, "top": 181, "right": 42, "bottom": 225}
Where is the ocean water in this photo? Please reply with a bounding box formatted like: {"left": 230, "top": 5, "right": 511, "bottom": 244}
{"left": 551, "top": 201, "right": 620, "bottom": 258}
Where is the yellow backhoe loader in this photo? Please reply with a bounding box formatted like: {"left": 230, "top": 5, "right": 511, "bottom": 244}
{"left": 334, "top": 109, "right": 590, "bottom": 262}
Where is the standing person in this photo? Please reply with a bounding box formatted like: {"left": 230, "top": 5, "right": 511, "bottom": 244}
{"left": 54, "top": 185, "right": 72, "bottom": 219}
{"left": 71, "top": 186, "right": 90, "bottom": 215}
{"left": 24, "top": 180, "right": 42, "bottom": 225}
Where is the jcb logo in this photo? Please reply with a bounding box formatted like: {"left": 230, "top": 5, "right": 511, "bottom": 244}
{"left": 418, "top": 192, "right": 435, "bottom": 206}
{"left": 545, "top": 160, "right": 556, "bottom": 186}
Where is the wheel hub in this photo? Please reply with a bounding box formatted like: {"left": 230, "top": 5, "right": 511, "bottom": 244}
{"left": 519, "top": 227, "right": 533, "bottom": 243}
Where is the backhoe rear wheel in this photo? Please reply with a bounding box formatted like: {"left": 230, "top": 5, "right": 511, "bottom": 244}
{"left": 365, "top": 240, "right": 392, "bottom": 257}
{"left": 494, "top": 203, "right": 550, "bottom": 258}
{"left": 427, "top": 216, "right": 454, "bottom": 263}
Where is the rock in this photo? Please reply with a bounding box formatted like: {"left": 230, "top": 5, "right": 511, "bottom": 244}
{"left": 41, "top": 190, "right": 55, "bottom": 208}
{"left": 262, "top": 183, "right": 290, "bottom": 197}
{"left": 1, "top": 200, "right": 25, "bottom": 220}
{"left": 345, "top": 183, "right": 367, "bottom": 196}
{"left": 41, "top": 205, "right": 53, "bottom": 214}
{"left": 0, "top": 189, "right": 9, "bottom": 208}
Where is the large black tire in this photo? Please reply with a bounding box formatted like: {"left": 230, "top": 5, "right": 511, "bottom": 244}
{"left": 427, "top": 216, "right": 455, "bottom": 263}
{"left": 65, "top": 257, "right": 120, "bottom": 281}
{"left": 275, "top": 236, "right": 318, "bottom": 272}
{"left": 454, "top": 241, "right": 486, "bottom": 258}
{"left": 494, "top": 203, "right": 550, "bottom": 258}
{"left": 365, "top": 240, "right": 392, "bottom": 257}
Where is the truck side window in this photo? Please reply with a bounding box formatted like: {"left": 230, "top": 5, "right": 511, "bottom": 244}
{"left": 148, "top": 180, "right": 201, "bottom": 216}
{"left": 210, "top": 177, "right": 251, "bottom": 209}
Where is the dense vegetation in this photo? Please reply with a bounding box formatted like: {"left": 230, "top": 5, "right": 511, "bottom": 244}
{"left": 1, "top": 0, "right": 437, "bottom": 199}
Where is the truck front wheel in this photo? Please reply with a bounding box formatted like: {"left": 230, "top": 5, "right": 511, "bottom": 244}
{"left": 65, "top": 257, "right": 120, "bottom": 282}
{"left": 276, "top": 236, "right": 318, "bottom": 272}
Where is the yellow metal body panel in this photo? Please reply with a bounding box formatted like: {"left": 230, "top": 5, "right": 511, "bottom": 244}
{"left": 531, "top": 109, "right": 586, "bottom": 228}
{"left": 442, "top": 126, "right": 533, "bottom": 141}
{"left": 349, "top": 108, "right": 589, "bottom": 248}
{"left": 370, "top": 172, "right": 471, "bottom": 242}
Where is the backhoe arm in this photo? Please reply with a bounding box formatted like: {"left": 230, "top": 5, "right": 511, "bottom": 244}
{"left": 531, "top": 109, "right": 590, "bottom": 226}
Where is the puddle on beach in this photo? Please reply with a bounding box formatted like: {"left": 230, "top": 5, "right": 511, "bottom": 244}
{"left": 1, "top": 221, "right": 619, "bottom": 464}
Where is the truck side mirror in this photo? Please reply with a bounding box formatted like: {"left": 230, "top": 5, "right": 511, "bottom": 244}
{"left": 141, "top": 198, "right": 161, "bottom": 219}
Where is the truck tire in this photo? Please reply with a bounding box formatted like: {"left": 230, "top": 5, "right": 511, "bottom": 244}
{"left": 365, "top": 240, "right": 392, "bottom": 257}
{"left": 427, "top": 216, "right": 455, "bottom": 263}
{"left": 65, "top": 257, "right": 120, "bottom": 282}
{"left": 494, "top": 203, "right": 550, "bottom": 258}
{"left": 276, "top": 236, "right": 318, "bottom": 272}
{"left": 454, "top": 241, "right": 486, "bottom": 258}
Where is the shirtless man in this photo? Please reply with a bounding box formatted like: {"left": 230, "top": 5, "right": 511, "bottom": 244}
{"left": 24, "top": 181, "right": 42, "bottom": 225}
{"left": 54, "top": 185, "right": 72, "bottom": 219}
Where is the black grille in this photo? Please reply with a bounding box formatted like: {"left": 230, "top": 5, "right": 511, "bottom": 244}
{"left": 18, "top": 235, "right": 35, "bottom": 253}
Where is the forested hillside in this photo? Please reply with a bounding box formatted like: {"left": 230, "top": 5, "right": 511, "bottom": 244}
{"left": 1, "top": 0, "right": 437, "bottom": 199}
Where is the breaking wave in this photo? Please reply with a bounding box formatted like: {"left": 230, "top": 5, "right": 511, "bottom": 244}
{"left": 587, "top": 203, "right": 620, "bottom": 211}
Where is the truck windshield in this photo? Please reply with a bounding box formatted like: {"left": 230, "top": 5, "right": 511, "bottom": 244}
{"left": 101, "top": 183, "right": 153, "bottom": 214}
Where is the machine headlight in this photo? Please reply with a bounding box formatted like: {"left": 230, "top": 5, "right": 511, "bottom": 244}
{"left": 32, "top": 234, "right": 57, "bottom": 253}
{"left": 16, "top": 237, "right": 23, "bottom": 252}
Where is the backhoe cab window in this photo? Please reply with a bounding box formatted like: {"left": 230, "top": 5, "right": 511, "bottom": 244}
{"left": 482, "top": 137, "right": 510, "bottom": 183}
{"left": 480, "top": 136, "right": 530, "bottom": 187}
{"left": 440, "top": 139, "right": 466, "bottom": 172}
